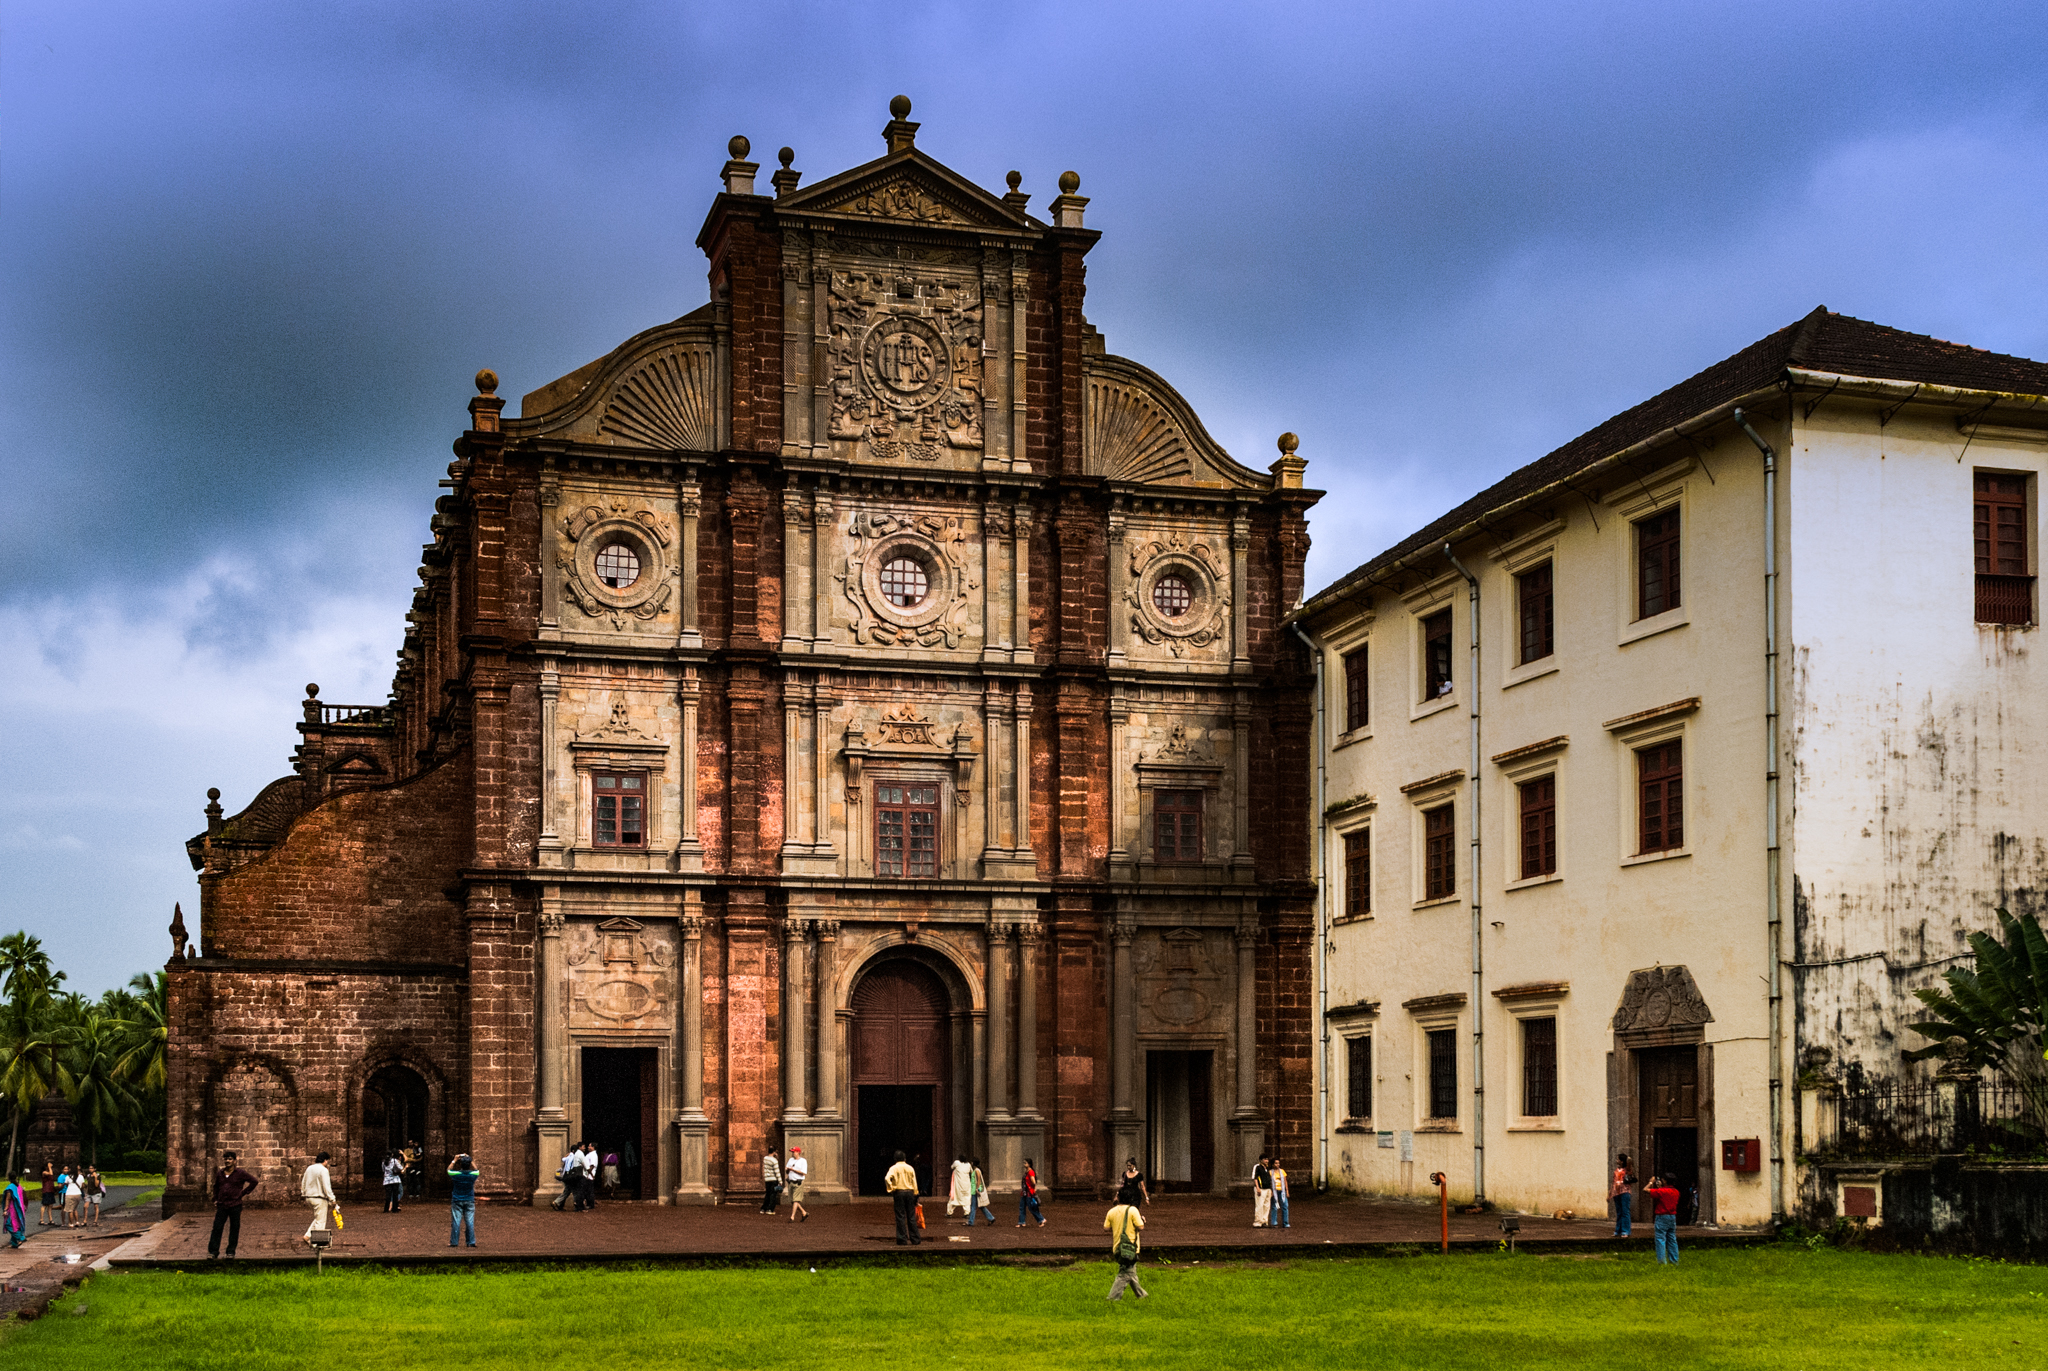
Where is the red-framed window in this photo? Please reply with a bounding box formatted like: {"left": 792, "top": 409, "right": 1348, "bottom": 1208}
{"left": 1154, "top": 789, "right": 1203, "bottom": 863}
{"left": 1522, "top": 1017, "right": 1558, "bottom": 1117}
{"left": 1636, "top": 508, "right": 1681, "bottom": 619}
{"left": 1518, "top": 775, "right": 1557, "bottom": 880}
{"left": 876, "top": 784, "right": 940, "bottom": 878}
{"left": 592, "top": 771, "right": 646, "bottom": 848}
{"left": 1975, "top": 472, "right": 2033, "bottom": 624}
{"left": 1343, "top": 828, "right": 1371, "bottom": 919}
{"left": 1424, "top": 804, "right": 1456, "bottom": 900}
{"left": 1636, "top": 741, "right": 1684, "bottom": 854}
{"left": 1518, "top": 561, "right": 1554, "bottom": 664}
{"left": 1343, "top": 647, "right": 1369, "bottom": 732}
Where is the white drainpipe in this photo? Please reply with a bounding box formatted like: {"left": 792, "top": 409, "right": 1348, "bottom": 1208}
{"left": 1444, "top": 544, "right": 1485, "bottom": 1204}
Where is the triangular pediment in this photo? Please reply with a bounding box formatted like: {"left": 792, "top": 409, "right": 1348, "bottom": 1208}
{"left": 783, "top": 149, "right": 1037, "bottom": 233}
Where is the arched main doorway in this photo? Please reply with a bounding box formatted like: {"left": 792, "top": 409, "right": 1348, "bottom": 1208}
{"left": 850, "top": 960, "right": 952, "bottom": 1196}
{"left": 362, "top": 1064, "right": 428, "bottom": 1190}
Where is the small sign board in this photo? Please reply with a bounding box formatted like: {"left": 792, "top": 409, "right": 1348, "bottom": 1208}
{"left": 1399, "top": 1130, "right": 1415, "bottom": 1162}
{"left": 1377, "top": 1131, "right": 1395, "bottom": 1149}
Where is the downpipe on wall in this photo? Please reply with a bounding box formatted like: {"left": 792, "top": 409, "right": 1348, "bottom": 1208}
{"left": 1444, "top": 544, "right": 1485, "bottom": 1204}
{"left": 1289, "top": 621, "right": 1330, "bottom": 1190}
{"left": 1733, "top": 407, "right": 1786, "bottom": 1226}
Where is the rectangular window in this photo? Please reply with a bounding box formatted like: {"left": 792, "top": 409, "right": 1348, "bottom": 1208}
{"left": 1518, "top": 775, "right": 1557, "bottom": 879}
{"left": 592, "top": 771, "right": 646, "bottom": 848}
{"left": 1347, "top": 1037, "right": 1372, "bottom": 1119}
{"left": 1343, "top": 647, "right": 1369, "bottom": 731}
{"left": 1154, "top": 789, "right": 1203, "bottom": 863}
{"left": 1422, "top": 609, "right": 1454, "bottom": 699}
{"left": 1975, "top": 472, "right": 2033, "bottom": 624}
{"left": 1636, "top": 507, "right": 1681, "bottom": 619}
{"left": 1522, "top": 1017, "right": 1558, "bottom": 1117}
{"left": 876, "top": 784, "right": 940, "bottom": 878}
{"left": 1636, "top": 742, "right": 1684, "bottom": 854}
{"left": 1343, "top": 828, "right": 1371, "bottom": 919}
{"left": 1517, "top": 561, "right": 1555, "bottom": 664}
{"left": 1423, "top": 804, "right": 1456, "bottom": 900}
{"left": 1427, "top": 1027, "right": 1458, "bottom": 1120}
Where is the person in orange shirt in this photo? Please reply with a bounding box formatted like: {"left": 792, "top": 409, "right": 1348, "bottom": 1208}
{"left": 1609, "top": 1152, "right": 1635, "bottom": 1237}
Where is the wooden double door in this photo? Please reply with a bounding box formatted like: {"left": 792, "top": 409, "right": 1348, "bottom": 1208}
{"left": 1636, "top": 1046, "right": 1703, "bottom": 1223}
{"left": 850, "top": 961, "right": 952, "bottom": 1196}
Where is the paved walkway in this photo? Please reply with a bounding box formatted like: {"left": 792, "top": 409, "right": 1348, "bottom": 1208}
{"left": 116, "top": 1193, "right": 1761, "bottom": 1267}
{"left": 0, "top": 1187, "right": 159, "bottom": 1319}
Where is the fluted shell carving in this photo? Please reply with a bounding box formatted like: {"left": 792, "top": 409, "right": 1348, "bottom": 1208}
{"left": 600, "top": 345, "right": 717, "bottom": 451}
{"left": 1086, "top": 378, "right": 1192, "bottom": 485}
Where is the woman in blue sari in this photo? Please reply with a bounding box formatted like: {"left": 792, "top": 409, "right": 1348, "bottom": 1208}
{"left": 2, "top": 1174, "right": 27, "bottom": 1248}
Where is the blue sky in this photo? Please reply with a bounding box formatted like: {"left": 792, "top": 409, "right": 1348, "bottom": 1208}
{"left": 4, "top": 0, "right": 2046, "bottom": 992}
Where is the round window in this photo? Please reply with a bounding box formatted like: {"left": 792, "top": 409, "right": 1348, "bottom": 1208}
{"left": 879, "top": 556, "right": 930, "bottom": 608}
{"left": 1152, "top": 573, "right": 1193, "bottom": 618}
{"left": 594, "top": 542, "right": 641, "bottom": 590}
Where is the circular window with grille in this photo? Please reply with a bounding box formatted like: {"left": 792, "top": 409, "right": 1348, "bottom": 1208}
{"left": 1152, "top": 573, "right": 1193, "bottom": 618}
{"left": 880, "top": 556, "right": 930, "bottom": 608}
{"left": 594, "top": 542, "right": 641, "bottom": 590}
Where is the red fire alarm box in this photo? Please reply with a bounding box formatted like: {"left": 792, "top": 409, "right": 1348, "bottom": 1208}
{"left": 1721, "top": 1138, "right": 1760, "bottom": 1172}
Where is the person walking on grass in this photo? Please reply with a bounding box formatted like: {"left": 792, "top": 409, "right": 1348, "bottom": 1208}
{"left": 1610, "top": 1152, "right": 1635, "bottom": 1237}
{"left": 382, "top": 1151, "right": 406, "bottom": 1213}
{"left": 1103, "top": 1200, "right": 1149, "bottom": 1302}
{"left": 761, "top": 1147, "right": 783, "bottom": 1215}
{"left": 4, "top": 1174, "right": 28, "bottom": 1248}
{"left": 784, "top": 1146, "right": 809, "bottom": 1223}
{"left": 37, "top": 1162, "right": 55, "bottom": 1227}
{"left": 301, "top": 1150, "right": 337, "bottom": 1245}
{"left": 1270, "top": 1160, "right": 1291, "bottom": 1229}
{"left": 1644, "top": 1174, "right": 1682, "bottom": 1265}
{"left": 448, "top": 1153, "right": 480, "bottom": 1248}
{"left": 207, "top": 1150, "right": 259, "bottom": 1260}
{"left": 1016, "top": 1157, "right": 1046, "bottom": 1228}
{"left": 966, "top": 1158, "right": 995, "bottom": 1227}
{"left": 887, "top": 1150, "right": 923, "bottom": 1246}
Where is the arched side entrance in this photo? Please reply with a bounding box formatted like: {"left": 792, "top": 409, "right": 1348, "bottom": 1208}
{"left": 849, "top": 960, "right": 952, "bottom": 1197}
{"left": 362, "top": 1064, "right": 428, "bottom": 1190}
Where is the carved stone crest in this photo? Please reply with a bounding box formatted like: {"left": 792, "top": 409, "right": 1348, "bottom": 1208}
{"left": 565, "top": 917, "right": 676, "bottom": 1029}
{"left": 576, "top": 694, "right": 656, "bottom": 746}
{"left": 825, "top": 269, "right": 985, "bottom": 462}
{"left": 1151, "top": 723, "right": 1212, "bottom": 763}
{"left": 1134, "top": 927, "right": 1223, "bottom": 1028}
{"left": 1612, "top": 965, "right": 1714, "bottom": 1043}
{"left": 876, "top": 704, "right": 940, "bottom": 746}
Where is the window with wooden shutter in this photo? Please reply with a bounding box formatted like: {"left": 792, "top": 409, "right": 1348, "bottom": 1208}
{"left": 1343, "top": 829, "right": 1371, "bottom": 918}
{"left": 1522, "top": 1017, "right": 1558, "bottom": 1117}
{"left": 1424, "top": 804, "right": 1456, "bottom": 900}
{"left": 1427, "top": 1028, "right": 1458, "bottom": 1120}
{"left": 1343, "top": 647, "right": 1369, "bottom": 732}
{"left": 1636, "top": 508, "right": 1681, "bottom": 619}
{"left": 1154, "top": 789, "right": 1203, "bottom": 863}
{"left": 876, "top": 784, "right": 940, "bottom": 878}
{"left": 1517, "top": 561, "right": 1555, "bottom": 664}
{"left": 592, "top": 771, "right": 646, "bottom": 848}
{"left": 1347, "top": 1037, "right": 1372, "bottom": 1119}
{"left": 1975, "top": 472, "right": 2033, "bottom": 624}
{"left": 1422, "top": 610, "right": 1453, "bottom": 699}
{"left": 1636, "top": 742, "right": 1684, "bottom": 854}
{"left": 1518, "top": 775, "right": 1557, "bottom": 879}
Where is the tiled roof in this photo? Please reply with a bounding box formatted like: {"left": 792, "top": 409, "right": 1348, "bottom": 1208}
{"left": 1306, "top": 308, "right": 2048, "bottom": 610}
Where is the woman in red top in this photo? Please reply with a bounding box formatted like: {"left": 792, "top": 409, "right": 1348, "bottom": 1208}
{"left": 1609, "top": 1152, "right": 1634, "bottom": 1237}
{"left": 1015, "top": 1157, "right": 1046, "bottom": 1227}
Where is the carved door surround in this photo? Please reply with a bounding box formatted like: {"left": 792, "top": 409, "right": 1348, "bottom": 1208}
{"left": 1608, "top": 965, "right": 1717, "bottom": 1226}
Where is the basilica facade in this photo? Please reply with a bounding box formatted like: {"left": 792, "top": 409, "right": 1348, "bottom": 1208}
{"left": 164, "top": 100, "right": 1320, "bottom": 1208}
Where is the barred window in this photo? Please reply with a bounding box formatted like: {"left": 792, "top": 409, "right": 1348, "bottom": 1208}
{"left": 879, "top": 557, "right": 930, "bottom": 608}
{"left": 1522, "top": 1017, "right": 1558, "bottom": 1117}
{"left": 1427, "top": 1028, "right": 1458, "bottom": 1120}
{"left": 594, "top": 542, "right": 641, "bottom": 590}
{"left": 1347, "top": 1037, "right": 1372, "bottom": 1119}
{"left": 1975, "top": 472, "right": 2034, "bottom": 624}
{"left": 593, "top": 772, "right": 645, "bottom": 848}
{"left": 1152, "top": 574, "right": 1192, "bottom": 618}
{"left": 876, "top": 784, "right": 939, "bottom": 878}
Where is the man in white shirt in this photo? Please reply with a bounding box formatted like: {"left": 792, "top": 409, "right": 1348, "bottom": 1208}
{"left": 301, "top": 1151, "right": 337, "bottom": 1243}
{"left": 552, "top": 1145, "right": 580, "bottom": 1211}
{"left": 576, "top": 1142, "right": 599, "bottom": 1211}
{"left": 784, "top": 1146, "right": 809, "bottom": 1223}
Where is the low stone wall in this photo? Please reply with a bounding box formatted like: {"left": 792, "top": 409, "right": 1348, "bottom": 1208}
{"left": 1808, "top": 1158, "right": 2048, "bottom": 1257}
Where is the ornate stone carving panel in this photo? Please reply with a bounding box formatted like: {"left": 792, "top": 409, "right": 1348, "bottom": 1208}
{"left": 1124, "top": 524, "right": 1231, "bottom": 664}
{"left": 1134, "top": 928, "right": 1232, "bottom": 1031}
{"left": 566, "top": 917, "right": 676, "bottom": 1031}
{"left": 833, "top": 507, "right": 980, "bottom": 651}
{"left": 1612, "top": 965, "right": 1714, "bottom": 1045}
{"left": 555, "top": 492, "right": 678, "bottom": 633}
{"left": 825, "top": 268, "right": 985, "bottom": 465}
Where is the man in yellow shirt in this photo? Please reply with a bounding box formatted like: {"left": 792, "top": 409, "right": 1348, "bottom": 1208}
{"left": 1103, "top": 1201, "right": 1149, "bottom": 1301}
{"left": 885, "top": 1151, "right": 923, "bottom": 1246}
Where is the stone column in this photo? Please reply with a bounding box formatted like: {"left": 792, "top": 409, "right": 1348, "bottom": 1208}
{"left": 1231, "top": 688, "right": 1253, "bottom": 874}
{"left": 538, "top": 665, "right": 562, "bottom": 863}
{"left": 782, "top": 918, "right": 809, "bottom": 1121}
{"left": 1107, "top": 504, "right": 1128, "bottom": 662}
{"left": 813, "top": 922, "right": 839, "bottom": 1116}
{"left": 534, "top": 905, "right": 568, "bottom": 1203}
{"left": 1107, "top": 914, "right": 1142, "bottom": 1180}
{"left": 780, "top": 672, "right": 805, "bottom": 862}
{"left": 1227, "top": 915, "right": 1267, "bottom": 1188}
{"left": 810, "top": 492, "right": 834, "bottom": 646}
{"left": 678, "top": 479, "right": 702, "bottom": 648}
{"left": 987, "top": 918, "right": 1013, "bottom": 1119}
{"left": 676, "top": 669, "right": 703, "bottom": 870}
{"left": 674, "top": 904, "right": 713, "bottom": 1203}
{"left": 782, "top": 489, "right": 807, "bottom": 652}
{"left": 1016, "top": 921, "right": 1041, "bottom": 1117}
{"left": 1108, "top": 692, "right": 1130, "bottom": 867}
{"left": 983, "top": 685, "right": 1005, "bottom": 861}
{"left": 1230, "top": 509, "right": 1252, "bottom": 675}
{"left": 1012, "top": 498, "right": 1031, "bottom": 660}
{"left": 1014, "top": 683, "right": 1034, "bottom": 866}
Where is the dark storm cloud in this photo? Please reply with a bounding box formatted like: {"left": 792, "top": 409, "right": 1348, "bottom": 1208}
{"left": 2, "top": 0, "right": 2046, "bottom": 991}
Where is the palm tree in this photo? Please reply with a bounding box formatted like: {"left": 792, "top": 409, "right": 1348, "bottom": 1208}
{"left": 0, "top": 987, "right": 73, "bottom": 1176}
{"left": 114, "top": 972, "right": 169, "bottom": 1155}
{"left": 62, "top": 1009, "right": 139, "bottom": 1166}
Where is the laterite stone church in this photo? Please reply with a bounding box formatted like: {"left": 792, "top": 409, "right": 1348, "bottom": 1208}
{"left": 165, "top": 100, "right": 1320, "bottom": 1208}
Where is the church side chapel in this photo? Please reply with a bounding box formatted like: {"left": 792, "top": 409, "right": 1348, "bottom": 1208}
{"left": 165, "top": 98, "right": 1320, "bottom": 1209}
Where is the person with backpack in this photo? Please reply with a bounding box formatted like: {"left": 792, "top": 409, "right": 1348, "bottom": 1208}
{"left": 1016, "top": 1157, "right": 1046, "bottom": 1227}
{"left": 83, "top": 1166, "right": 105, "bottom": 1228}
{"left": 382, "top": 1151, "right": 406, "bottom": 1213}
{"left": 1103, "top": 1199, "right": 1149, "bottom": 1302}
{"left": 1610, "top": 1152, "right": 1636, "bottom": 1237}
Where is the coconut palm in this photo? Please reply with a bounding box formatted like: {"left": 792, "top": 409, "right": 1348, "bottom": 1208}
{"left": 61, "top": 1009, "right": 140, "bottom": 1166}
{"left": 114, "top": 972, "right": 168, "bottom": 1095}
{"left": 0, "top": 987, "right": 72, "bottom": 1176}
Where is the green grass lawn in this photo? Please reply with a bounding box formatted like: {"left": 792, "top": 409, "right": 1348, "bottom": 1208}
{"left": 96, "top": 1173, "right": 165, "bottom": 1187}
{"left": 8, "top": 1246, "right": 2047, "bottom": 1369}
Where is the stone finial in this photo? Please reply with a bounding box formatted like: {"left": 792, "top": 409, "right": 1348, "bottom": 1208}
{"left": 468, "top": 368, "right": 506, "bottom": 432}
{"left": 306, "top": 682, "right": 321, "bottom": 698}
{"left": 1003, "top": 169, "right": 1030, "bottom": 213}
{"left": 772, "top": 146, "right": 802, "bottom": 198}
{"left": 721, "top": 135, "right": 759, "bottom": 195}
{"left": 883, "top": 95, "right": 919, "bottom": 155}
{"left": 205, "top": 787, "right": 225, "bottom": 837}
{"left": 475, "top": 369, "right": 498, "bottom": 396}
{"left": 1270, "top": 432, "right": 1306, "bottom": 489}
{"left": 1049, "top": 170, "right": 1088, "bottom": 229}
{"left": 1938, "top": 1035, "right": 1977, "bottom": 1079}
{"left": 169, "top": 902, "right": 189, "bottom": 962}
